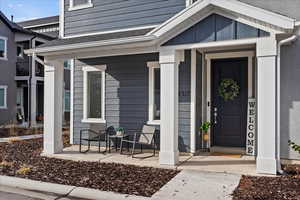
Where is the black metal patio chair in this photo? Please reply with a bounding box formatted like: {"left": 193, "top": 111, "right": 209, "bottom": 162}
{"left": 120, "top": 125, "right": 156, "bottom": 158}
{"left": 79, "top": 126, "right": 115, "bottom": 153}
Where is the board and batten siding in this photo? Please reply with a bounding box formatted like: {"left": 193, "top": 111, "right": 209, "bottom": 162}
{"left": 163, "top": 14, "right": 270, "bottom": 46}
{"left": 64, "top": 0, "right": 186, "bottom": 37}
{"left": 72, "top": 52, "right": 192, "bottom": 152}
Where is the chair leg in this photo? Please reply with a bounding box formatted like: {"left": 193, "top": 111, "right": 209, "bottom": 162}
{"left": 108, "top": 138, "right": 111, "bottom": 153}
{"left": 140, "top": 144, "right": 143, "bottom": 153}
{"left": 131, "top": 142, "right": 136, "bottom": 158}
{"left": 79, "top": 140, "right": 82, "bottom": 153}
{"left": 120, "top": 139, "right": 124, "bottom": 155}
{"left": 98, "top": 140, "right": 101, "bottom": 153}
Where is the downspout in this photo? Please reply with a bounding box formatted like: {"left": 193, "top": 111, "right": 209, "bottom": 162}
{"left": 28, "top": 36, "right": 37, "bottom": 127}
{"left": 276, "top": 34, "right": 297, "bottom": 174}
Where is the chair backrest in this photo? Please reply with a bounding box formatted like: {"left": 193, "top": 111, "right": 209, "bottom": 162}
{"left": 139, "top": 125, "right": 156, "bottom": 144}
{"left": 106, "top": 126, "right": 116, "bottom": 135}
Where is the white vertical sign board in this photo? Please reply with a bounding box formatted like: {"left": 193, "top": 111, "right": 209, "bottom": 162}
{"left": 246, "top": 98, "right": 256, "bottom": 155}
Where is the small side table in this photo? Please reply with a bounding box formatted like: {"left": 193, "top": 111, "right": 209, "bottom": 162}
{"left": 108, "top": 134, "right": 130, "bottom": 153}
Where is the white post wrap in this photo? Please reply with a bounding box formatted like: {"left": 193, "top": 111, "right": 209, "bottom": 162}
{"left": 159, "top": 49, "right": 183, "bottom": 165}
{"left": 43, "top": 59, "right": 64, "bottom": 154}
{"left": 256, "top": 38, "right": 278, "bottom": 174}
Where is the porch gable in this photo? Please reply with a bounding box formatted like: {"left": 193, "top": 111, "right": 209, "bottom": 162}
{"left": 163, "top": 14, "right": 270, "bottom": 46}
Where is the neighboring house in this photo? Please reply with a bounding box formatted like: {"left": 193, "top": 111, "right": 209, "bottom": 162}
{"left": 27, "top": 0, "right": 300, "bottom": 174}
{"left": 18, "top": 16, "right": 71, "bottom": 124}
{"left": 0, "top": 13, "right": 70, "bottom": 127}
{"left": 0, "top": 12, "right": 55, "bottom": 127}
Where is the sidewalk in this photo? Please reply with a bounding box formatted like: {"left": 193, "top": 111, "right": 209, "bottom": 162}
{"left": 0, "top": 170, "right": 241, "bottom": 200}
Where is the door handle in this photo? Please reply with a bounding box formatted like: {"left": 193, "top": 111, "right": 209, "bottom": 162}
{"left": 213, "top": 107, "right": 218, "bottom": 124}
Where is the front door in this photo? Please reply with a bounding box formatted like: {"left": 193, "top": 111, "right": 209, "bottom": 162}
{"left": 211, "top": 58, "right": 248, "bottom": 147}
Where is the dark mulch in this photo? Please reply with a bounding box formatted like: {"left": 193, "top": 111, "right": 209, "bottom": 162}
{"left": 232, "top": 165, "right": 300, "bottom": 200}
{"left": 0, "top": 138, "right": 179, "bottom": 197}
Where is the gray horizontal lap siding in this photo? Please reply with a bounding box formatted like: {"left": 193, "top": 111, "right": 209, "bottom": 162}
{"left": 73, "top": 53, "right": 158, "bottom": 145}
{"left": 64, "top": 0, "right": 186, "bottom": 37}
{"left": 73, "top": 52, "right": 192, "bottom": 152}
{"left": 0, "top": 20, "right": 17, "bottom": 125}
{"left": 178, "top": 50, "right": 191, "bottom": 152}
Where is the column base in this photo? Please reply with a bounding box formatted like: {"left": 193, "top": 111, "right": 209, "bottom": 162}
{"left": 256, "top": 157, "right": 277, "bottom": 175}
{"left": 159, "top": 151, "right": 179, "bottom": 166}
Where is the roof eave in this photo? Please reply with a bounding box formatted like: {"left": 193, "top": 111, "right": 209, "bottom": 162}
{"left": 25, "top": 35, "right": 157, "bottom": 56}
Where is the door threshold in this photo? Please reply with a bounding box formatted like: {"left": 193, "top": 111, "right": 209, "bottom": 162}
{"left": 210, "top": 146, "right": 246, "bottom": 154}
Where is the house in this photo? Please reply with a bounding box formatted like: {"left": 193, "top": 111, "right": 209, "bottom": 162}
{"left": 26, "top": 0, "right": 300, "bottom": 174}
{"left": 0, "top": 13, "right": 70, "bottom": 127}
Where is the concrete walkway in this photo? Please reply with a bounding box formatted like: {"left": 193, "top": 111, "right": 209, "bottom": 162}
{"left": 0, "top": 134, "right": 43, "bottom": 143}
{"left": 0, "top": 170, "right": 241, "bottom": 200}
{"left": 152, "top": 170, "right": 241, "bottom": 200}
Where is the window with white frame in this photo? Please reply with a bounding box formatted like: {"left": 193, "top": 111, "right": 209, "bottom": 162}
{"left": 82, "top": 65, "right": 106, "bottom": 123}
{"left": 69, "top": 0, "right": 93, "bottom": 11}
{"left": 64, "top": 90, "right": 71, "bottom": 112}
{"left": 0, "top": 86, "right": 7, "bottom": 109}
{"left": 0, "top": 36, "right": 7, "bottom": 60}
{"left": 17, "top": 45, "right": 23, "bottom": 58}
{"left": 147, "top": 62, "right": 160, "bottom": 124}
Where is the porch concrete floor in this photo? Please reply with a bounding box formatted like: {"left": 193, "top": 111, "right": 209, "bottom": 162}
{"left": 44, "top": 145, "right": 257, "bottom": 175}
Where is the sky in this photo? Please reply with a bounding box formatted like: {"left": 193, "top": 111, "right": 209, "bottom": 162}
{"left": 0, "top": 0, "right": 58, "bottom": 22}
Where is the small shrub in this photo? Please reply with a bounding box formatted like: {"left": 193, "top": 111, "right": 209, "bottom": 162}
{"left": 0, "top": 161, "right": 13, "bottom": 170}
{"left": 16, "top": 165, "right": 31, "bottom": 175}
{"left": 288, "top": 140, "right": 300, "bottom": 154}
{"left": 8, "top": 137, "right": 21, "bottom": 143}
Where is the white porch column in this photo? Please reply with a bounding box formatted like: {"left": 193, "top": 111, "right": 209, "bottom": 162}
{"left": 256, "top": 37, "right": 278, "bottom": 174}
{"left": 159, "top": 49, "right": 183, "bottom": 165}
{"left": 43, "top": 59, "right": 64, "bottom": 154}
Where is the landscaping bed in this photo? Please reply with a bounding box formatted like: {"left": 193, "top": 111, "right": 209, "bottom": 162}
{"left": 232, "top": 165, "right": 300, "bottom": 200}
{"left": 0, "top": 138, "right": 179, "bottom": 197}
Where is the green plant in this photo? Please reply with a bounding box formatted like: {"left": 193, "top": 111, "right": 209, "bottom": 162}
{"left": 218, "top": 79, "right": 240, "bottom": 101}
{"left": 116, "top": 127, "right": 125, "bottom": 132}
{"left": 0, "top": 161, "right": 13, "bottom": 170}
{"left": 289, "top": 140, "right": 300, "bottom": 154}
{"left": 200, "top": 122, "right": 211, "bottom": 133}
{"left": 16, "top": 165, "right": 31, "bottom": 175}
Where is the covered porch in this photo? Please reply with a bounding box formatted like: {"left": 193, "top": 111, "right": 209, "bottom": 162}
{"left": 26, "top": 0, "right": 298, "bottom": 175}
{"left": 45, "top": 144, "right": 257, "bottom": 175}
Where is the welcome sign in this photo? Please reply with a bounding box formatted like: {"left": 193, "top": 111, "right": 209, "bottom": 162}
{"left": 246, "top": 98, "right": 256, "bottom": 155}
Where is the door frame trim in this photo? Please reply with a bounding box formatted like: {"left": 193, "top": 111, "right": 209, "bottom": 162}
{"left": 204, "top": 51, "right": 255, "bottom": 148}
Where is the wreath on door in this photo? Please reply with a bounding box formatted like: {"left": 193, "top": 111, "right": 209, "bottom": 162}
{"left": 218, "top": 79, "right": 240, "bottom": 101}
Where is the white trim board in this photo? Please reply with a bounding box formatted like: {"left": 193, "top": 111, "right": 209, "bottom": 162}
{"left": 0, "top": 85, "right": 8, "bottom": 109}
{"left": 204, "top": 51, "right": 255, "bottom": 148}
{"left": 147, "top": 61, "right": 161, "bottom": 125}
{"left": 0, "top": 36, "right": 8, "bottom": 60}
{"left": 81, "top": 65, "right": 106, "bottom": 124}
{"left": 190, "top": 49, "right": 197, "bottom": 154}
{"left": 59, "top": 0, "right": 64, "bottom": 38}
{"left": 70, "top": 59, "right": 74, "bottom": 144}
{"left": 68, "top": 0, "right": 93, "bottom": 11}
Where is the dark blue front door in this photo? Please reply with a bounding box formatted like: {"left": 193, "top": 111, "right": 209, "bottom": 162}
{"left": 211, "top": 58, "right": 248, "bottom": 147}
